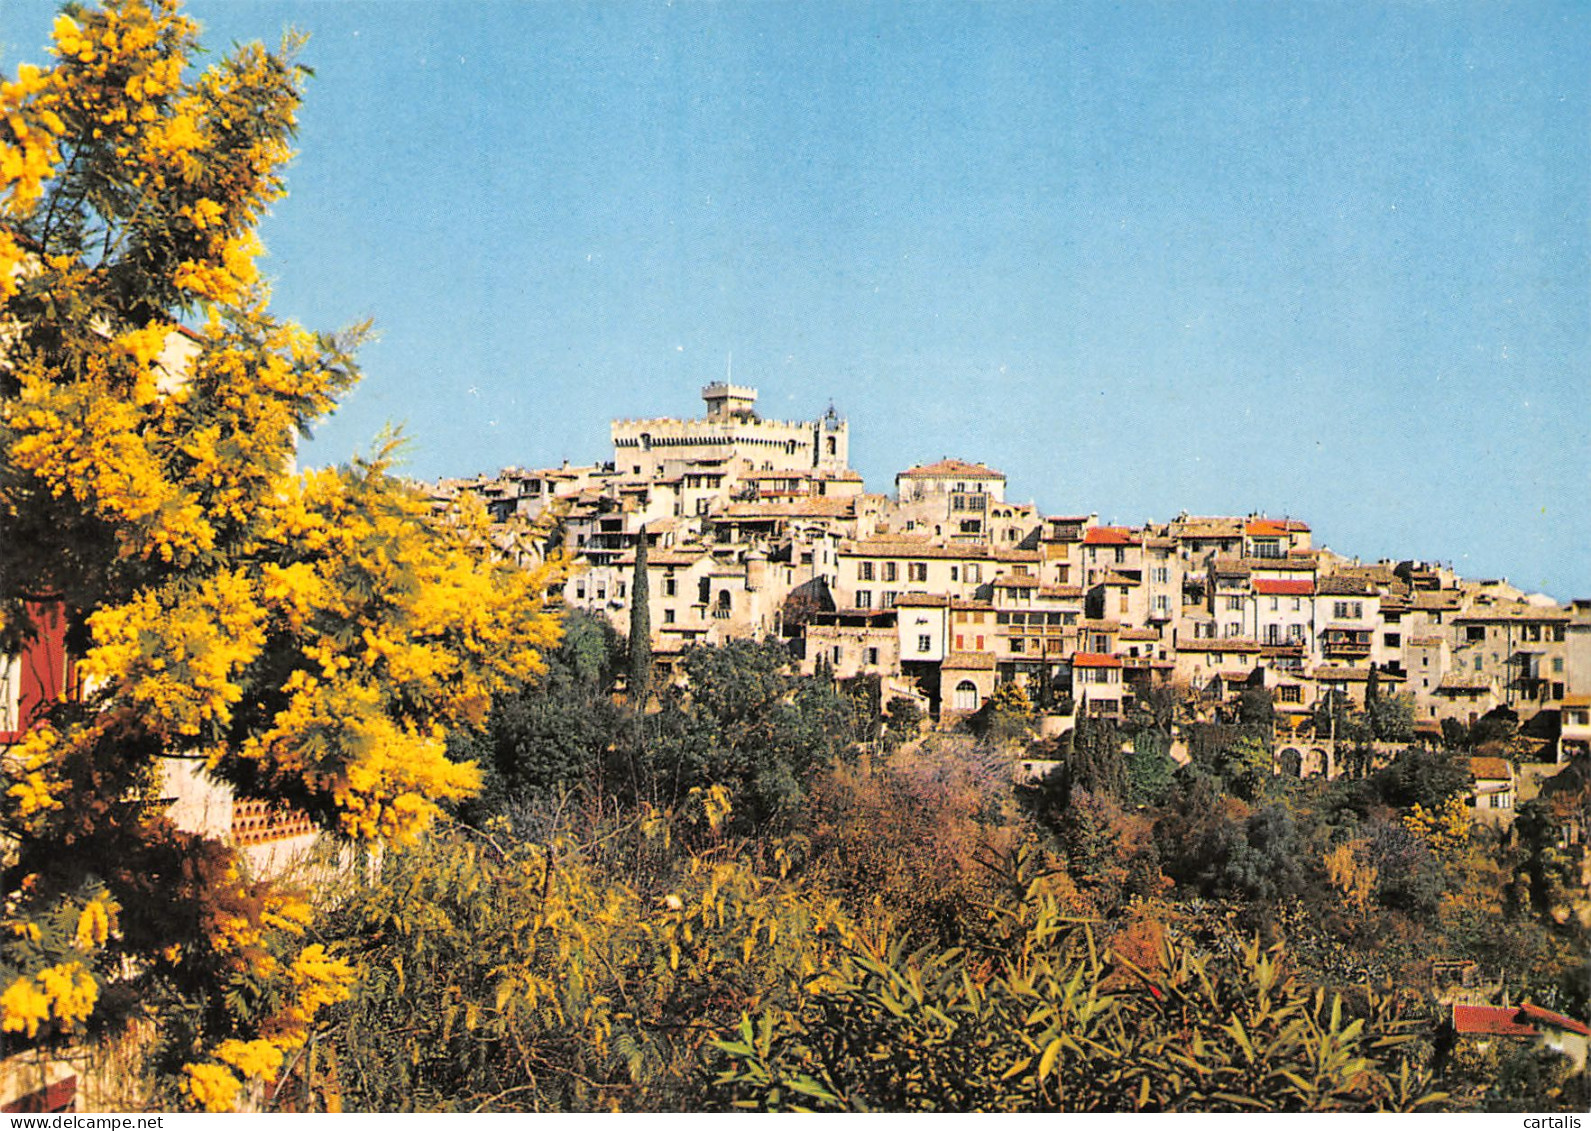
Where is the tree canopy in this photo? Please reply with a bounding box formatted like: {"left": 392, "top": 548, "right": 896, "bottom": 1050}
{"left": 0, "top": 0, "right": 559, "bottom": 1108}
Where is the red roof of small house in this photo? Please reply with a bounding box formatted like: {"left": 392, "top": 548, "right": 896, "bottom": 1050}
{"left": 1453, "top": 1003, "right": 1591, "bottom": 1038}
{"left": 1469, "top": 756, "right": 1513, "bottom": 783}
{"left": 1517, "top": 1003, "right": 1591, "bottom": 1036}
{"left": 1071, "top": 653, "right": 1122, "bottom": 668}
{"left": 1083, "top": 526, "right": 1136, "bottom": 546}
{"left": 1453, "top": 1005, "right": 1537, "bottom": 1037}
{"left": 1254, "top": 578, "right": 1315, "bottom": 597}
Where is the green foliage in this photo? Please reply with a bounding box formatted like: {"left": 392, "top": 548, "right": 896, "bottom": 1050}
{"left": 319, "top": 813, "right": 848, "bottom": 1111}
{"left": 973, "top": 681, "right": 1034, "bottom": 745}
{"left": 1125, "top": 729, "right": 1176, "bottom": 806}
{"left": 1367, "top": 692, "right": 1416, "bottom": 743}
{"left": 639, "top": 638, "right": 857, "bottom": 829}
{"left": 882, "top": 695, "right": 924, "bottom": 750}
{"left": 453, "top": 610, "right": 623, "bottom": 814}
{"left": 1373, "top": 745, "right": 1472, "bottom": 812}
{"left": 627, "top": 529, "right": 651, "bottom": 703}
{"left": 711, "top": 894, "right": 1444, "bottom": 1112}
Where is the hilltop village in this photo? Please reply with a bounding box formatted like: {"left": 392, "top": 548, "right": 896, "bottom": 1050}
{"left": 432, "top": 384, "right": 1591, "bottom": 768}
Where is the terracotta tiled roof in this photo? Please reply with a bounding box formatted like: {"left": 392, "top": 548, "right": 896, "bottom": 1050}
{"left": 943, "top": 651, "right": 997, "bottom": 670}
{"left": 1072, "top": 652, "right": 1122, "bottom": 668}
{"left": 1254, "top": 578, "right": 1314, "bottom": 597}
{"left": 1454, "top": 1003, "right": 1591, "bottom": 1038}
{"left": 1469, "top": 756, "right": 1512, "bottom": 782}
{"left": 1517, "top": 1003, "right": 1591, "bottom": 1037}
{"left": 1317, "top": 576, "right": 1376, "bottom": 597}
{"left": 841, "top": 539, "right": 990, "bottom": 560}
{"left": 893, "top": 593, "right": 950, "bottom": 607}
{"left": 1083, "top": 526, "right": 1137, "bottom": 546}
{"left": 994, "top": 573, "right": 1041, "bottom": 589}
{"left": 898, "top": 458, "right": 1005, "bottom": 480}
{"left": 1177, "top": 639, "right": 1261, "bottom": 653}
{"left": 1312, "top": 665, "right": 1371, "bottom": 682}
{"left": 1245, "top": 518, "right": 1310, "bottom": 536}
{"left": 1453, "top": 1005, "right": 1537, "bottom": 1037}
{"left": 1099, "top": 570, "right": 1140, "bottom": 587}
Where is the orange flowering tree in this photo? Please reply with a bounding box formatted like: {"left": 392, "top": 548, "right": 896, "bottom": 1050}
{"left": 0, "top": 0, "right": 560, "bottom": 1108}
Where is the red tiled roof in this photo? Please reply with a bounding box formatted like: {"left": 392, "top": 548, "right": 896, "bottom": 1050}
{"left": 1469, "top": 756, "right": 1512, "bottom": 783}
{"left": 1083, "top": 526, "right": 1136, "bottom": 546}
{"left": 898, "top": 458, "right": 1004, "bottom": 480}
{"left": 994, "top": 573, "right": 1041, "bottom": 588}
{"left": 1454, "top": 1003, "right": 1591, "bottom": 1038}
{"left": 1517, "top": 1003, "right": 1591, "bottom": 1036}
{"left": 1247, "top": 519, "right": 1310, "bottom": 536}
{"left": 1254, "top": 578, "right": 1314, "bottom": 597}
{"left": 1453, "top": 1005, "right": 1537, "bottom": 1037}
{"left": 1071, "top": 653, "right": 1122, "bottom": 668}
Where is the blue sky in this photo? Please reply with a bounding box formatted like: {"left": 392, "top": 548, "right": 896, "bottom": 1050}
{"left": 3, "top": 1, "right": 1588, "bottom": 599}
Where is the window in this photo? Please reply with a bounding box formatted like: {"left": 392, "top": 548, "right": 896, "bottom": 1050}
{"left": 664, "top": 577, "right": 677, "bottom": 597}
{"left": 856, "top": 590, "right": 872, "bottom": 609}
{"left": 1466, "top": 625, "right": 1486, "bottom": 642}
{"left": 1552, "top": 657, "right": 1565, "bottom": 674}
{"left": 917, "top": 635, "right": 931, "bottom": 653}
{"left": 832, "top": 646, "right": 842, "bottom": 664}
{"left": 883, "top": 562, "right": 898, "bottom": 582}
{"left": 866, "top": 647, "right": 879, "bottom": 666}
{"left": 967, "top": 564, "right": 981, "bottom": 583}
{"left": 663, "top": 609, "right": 675, "bottom": 624}
{"left": 1153, "top": 567, "right": 1169, "bottom": 584}
{"left": 909, "top": 562, "right": 928, "bottom": 582}
{"left": 1270, "top": 597, "right": 1280, "bottom": 612}
{"left": 1010, "top": 638, "right": 1025, "bottom": 653}
{"left": 976, "top": 635, "right": 985, "bottom": 650}
{"left": 954, "top": 680, "right": 979, "bottom": 712}
{"left": 955, "top": 634, "right": 965, "bottom": 650}
{"left": 859, "top": 561, "right": 874, "bottom": 581}
{"left": 1227, "top": 596, "right": 1244, "bottom": 611}
{"left": 883, "top": 592, "right": 898, "bottom": 608}
{"left": 1224, "top": 623, "right": 1241, "bottom": 637}
{"left": 950, "top": 566, "right": 959, "bottom": 581}
{"left": 1291, "top": 597, "right": 1302, "bottom": 611}
{"left": 1489, "top": 794, "right": 1512, "bottom": 810}
{"left": 1333, "top": 601, "right": 1363, "bottom": 620}
{"left": 1384, "top": 633, "right": 1401, "bottom": 648}
{"left": 1278, "top": 685, "right": 1302, "bottom": 703}
{"left": 1114, "top": 546, "right": 1126, "bottom": 564}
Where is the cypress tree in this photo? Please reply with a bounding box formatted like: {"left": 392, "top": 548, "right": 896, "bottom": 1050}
{"left": 628, "top": 524, "right": 652, "bottom": 703}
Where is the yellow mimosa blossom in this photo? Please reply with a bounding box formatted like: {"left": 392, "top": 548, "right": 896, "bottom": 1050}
{"left": 0, "top": 977, "right": 51, "bottom": 1038}
{"left": 215, "top": 1038, "right": 283, "bottom": 1082}
{"left": 181, "top": 1063, "right": 241, "bottom": 1113}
